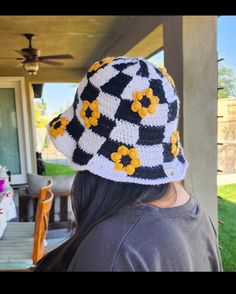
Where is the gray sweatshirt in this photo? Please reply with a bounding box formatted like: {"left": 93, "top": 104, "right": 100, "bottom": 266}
{"left": 68, "top": 196, "right": 223, "bottom": 271}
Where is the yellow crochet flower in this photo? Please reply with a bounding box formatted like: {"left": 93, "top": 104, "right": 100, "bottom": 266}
{"left": 80, "top": 100, "right": 100, "bottom": 128}
{"left": 159, "top": 67, "right": 175, "bottom": 88}
{"left": 111, "top": 146, "right": 141, "bottom": 176}
{"left": 49, "top": 117, "right": 69, "bottom": 139}
{"left": 131, "top": 88, "right": 159, "bottom": 119}
{"left": 88, "top": 57, "right": 115, "bottom": 73}
{"left": 170, "top": 130, "right": 180, "bottom": 157}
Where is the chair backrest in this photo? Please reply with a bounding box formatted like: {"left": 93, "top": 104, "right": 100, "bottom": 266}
{"left": 25, "top": 173, "right": 74, "bottom": 223}
{"left": 32, "top": 180, "right": 54, "bottom": 264}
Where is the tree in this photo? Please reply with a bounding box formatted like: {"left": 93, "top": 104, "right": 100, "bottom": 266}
{"left": 218, "top": 65, "right": 236, "bottom": 99}
{"left": 34, "top": 100, "right": 49, "bottom": 128}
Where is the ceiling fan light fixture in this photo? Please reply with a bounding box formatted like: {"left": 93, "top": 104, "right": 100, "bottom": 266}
{"left": 23, "top": 61, "right": 39, "bottom": 75}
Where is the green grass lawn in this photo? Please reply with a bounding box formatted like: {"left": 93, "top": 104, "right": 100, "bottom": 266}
{"left": 218, "top": 183, "right": 236, "bottom": 271}
{"left": 45, "top": 162, "right": 76, "bottom": 176}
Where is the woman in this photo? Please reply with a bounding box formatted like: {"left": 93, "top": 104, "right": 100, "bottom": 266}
{"left": 35, "top": 56, "right": 222, "bottom": 271}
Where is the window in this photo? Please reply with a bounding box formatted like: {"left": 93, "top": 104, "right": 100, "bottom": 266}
{"left": 33, "top": 83, "right": 78, "bottom": 176}
{"left": 0, "top": 77, "right": 30, "bottom": 184}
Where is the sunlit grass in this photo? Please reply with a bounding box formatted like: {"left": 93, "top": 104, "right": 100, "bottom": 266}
{"left": 218, "top": 183, "right": 236, "bottom": 271}
{"left": 44, "top": 162, "right": 76, "bottom": 176}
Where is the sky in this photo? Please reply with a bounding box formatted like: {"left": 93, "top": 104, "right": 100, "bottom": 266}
{"left": 217, "top": 16, "right": 236, "bottom": 74}
{"left": 39, "top": 83, "right": 78, "bottom": 116}
{"left": 39, "top": 16, "right": 236, "bottom": 114}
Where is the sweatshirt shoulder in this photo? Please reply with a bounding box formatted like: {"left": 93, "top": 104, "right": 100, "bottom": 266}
{"left": 67, "top": 206, "right": 145, "bottom": 271}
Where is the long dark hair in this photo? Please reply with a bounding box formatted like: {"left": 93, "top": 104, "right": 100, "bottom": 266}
{"left": 34, "top": 170, "right": 169, "bottom": 271}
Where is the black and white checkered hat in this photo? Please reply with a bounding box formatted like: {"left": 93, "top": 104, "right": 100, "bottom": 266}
{"left": 48, "top": 56, "right": 189, "bottom": 185}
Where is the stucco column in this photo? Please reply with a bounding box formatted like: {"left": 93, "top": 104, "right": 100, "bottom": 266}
{"left": 163, "top": 16, "right": 218, "bottom": 227}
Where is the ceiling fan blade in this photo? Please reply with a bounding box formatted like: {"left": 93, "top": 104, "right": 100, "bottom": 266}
{"left": 0, "top": 57, "right": 23, "bottom": 60}
{"left": 40, "top": 59, "right": 63, "bottom": 66}
{"left": 15, "top": 50, "right": 32, "bottom": 58}
{"left": 39, "top": 54, "right": 73, "bottom": 60}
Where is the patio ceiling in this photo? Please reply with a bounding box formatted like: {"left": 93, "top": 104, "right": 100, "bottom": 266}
{"left": 0, "top": 16, "right": 136, "bottom": 72}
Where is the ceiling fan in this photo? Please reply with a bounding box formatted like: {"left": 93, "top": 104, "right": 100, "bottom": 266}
{"left": 1, "top": 33, "right": 74, "bottom": 75}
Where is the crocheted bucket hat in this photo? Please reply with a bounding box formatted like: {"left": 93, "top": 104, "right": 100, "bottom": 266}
{"left": 48, "top": 56, "right": 189, "bottom": 185}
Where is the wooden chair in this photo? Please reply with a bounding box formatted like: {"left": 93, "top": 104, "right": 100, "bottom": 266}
{"left": 18, "top": 174, "right": 75, "bottom": 224}
{"left": 2, "top": 181, "right": 52, "bottom": 240}
{"left": 33, "top": 180, "right": 54, "bottom": 263}
{"left": 0, "top": 181, "right": 58, "bottom": 270}
{"left": 19, "top": 189, "right": 73, "bottom": 227}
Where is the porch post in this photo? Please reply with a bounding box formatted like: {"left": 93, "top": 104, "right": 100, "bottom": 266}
{"left": 163, "top": 16, "right": 218, "bottom": 227}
